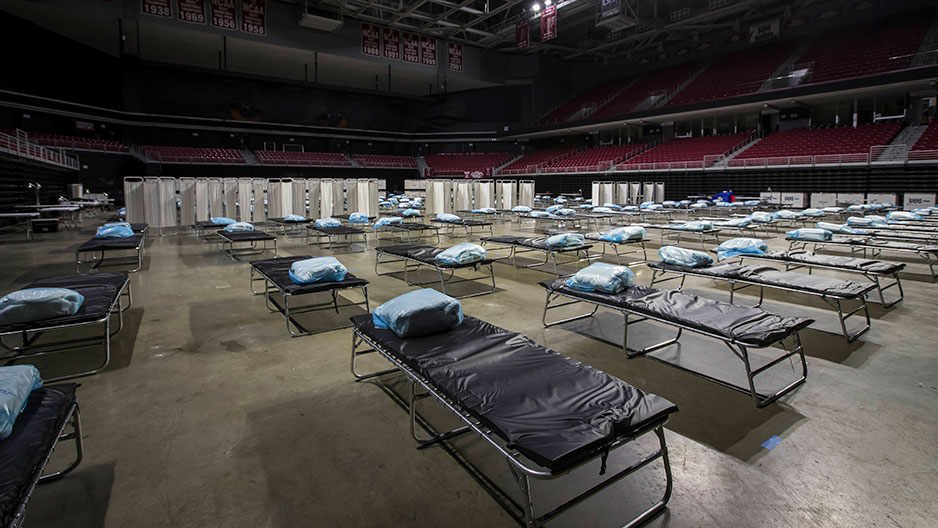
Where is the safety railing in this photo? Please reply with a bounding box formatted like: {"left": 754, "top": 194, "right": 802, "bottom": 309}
{"left": 0, "top": 129, "right": 80, "bottom": 170}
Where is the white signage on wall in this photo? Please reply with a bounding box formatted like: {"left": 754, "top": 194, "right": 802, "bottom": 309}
{"left": 866, "top": 193, "right": 896, "bottom": 205}
{"left": 760, "top": 191, "right": 781, "bottom": 204}
{"left": 810, "top": 193, "right": 837, "bottom": 208}
{"left": 903, "top": 193, "right": 936, "bottom": 209}
{"left": 781, "top": 192, "right": 806, "bottom": 208}
{"left": 836, "top": 193, "right": 864, "bottom": 205}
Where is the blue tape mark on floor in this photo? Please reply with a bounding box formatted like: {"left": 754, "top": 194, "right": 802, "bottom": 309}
{"left": 762, "top": 435, "right": 783, "bottom": 450}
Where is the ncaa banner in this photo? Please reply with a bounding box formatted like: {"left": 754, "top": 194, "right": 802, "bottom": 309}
{"left": 448, "top": 42, "right": 463, "bottom": 72}
{"left": 516, "top": 20, "right": 530, "bottom": 49}
{"left": 403, "top": 32, "right": 420, "bottom": 63}
{"left": 142, "top": 0, "right": 172, "bottom": 18}
{"left": 177, "top": 0, "right": 207, "bottom": 25}
{"left": 383, "top": 28, "right": 401, "bottom": 60}
{"left": 210, "top": 0, "right": 237, "bottom": 30}
{"left": 241, "top": 0, "right": 266, "bottom": 36}
{"left": 421, "top": 36, "right": 437, "bottom": 67}
{"left": 541, "top": 6, "right": 557, "bottom": 41}
{"left": 361, "top": 23, "right": 381, "bottom": 57}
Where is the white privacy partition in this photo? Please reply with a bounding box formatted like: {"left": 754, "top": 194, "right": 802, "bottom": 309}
{"left": 159, "top": 177, "right": 177, "bottom": 234}
{"left": 654, "top": 183, "right": 665, "bottom": 203}
{"left": 628, "top": 182, "right": 641, "bottom": 204}
{"left": 123, "top": 177, "right": 145, "bottom": 224}
{"left": 292, "top": 179, "right": 307, "bottom": 217}
{"left": 426, "top": 179, "right": 449, "bottom": 215}
{"left": 194, "top": 178, "right": 209, "bottom": 221}
{"left": 346, "top": 179, "right": 360, "bottom": 214}
{"left": 237, "top": 179, "right": 252, "bottom": 221}
{"left": 208, "top": 178, "right": 223, "bottom": 218}
{"left": 602, "top": 182, "right": 615, "bottom": 204}
{"left": 496, "top": 180, "right": 516, "bottom": 210}
{"left": 475, "top": 180, "right": 495, "bottom": 209}
{"left": 179, "top": 177, "right": 197, "bottom": 227}
{"left": 454, "top": 181, "right": 471, "bottom": 211}
{"left": 642, "top": 183, "right": 655, "bottom": 204}
{"left": 307, "top": 179, "right": 321, "bottom": 219}
{"left": 281, "top": 178, "right": 294, "bottom": 216}
{"left": 268, "top": 178, "right": 293, "bottom": 218}
{"left": 223, "top": 179, "right": 238, "bottom": 219}
{"left": 333, "top": 179, "right": 346, "bottom": 215}
{"left": 251, "top": 179, "right": 267, "bottom": 222}
{"left": 616, "top": 183, "right": 629, "bottom": 205}
{"left": 519, "top": 180, "right": 535, "bottom": 208}
{"left": 591, "top": 182, "right": 601, "bottom": 206}
{"left": 320, "top": 179, "right": 335, "bottom": 218}
{"left": 367, "top": 179, "right": 379, "bottom": 216}
{"left": 143, "top": 177, "right": 162, "bottom": 230}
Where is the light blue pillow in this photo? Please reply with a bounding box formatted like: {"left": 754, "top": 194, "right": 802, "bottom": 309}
{"left": 659, "top": 246, "right": 713, "bottom": 268}
{"left": 372, "top": 289, "right": 463, "bottom": 338}
{"left": 546, "top": 205, "right": 563, "bottom": 213}
{"left": 546, "top": 233, "right": 585, "bottom": 247}
{"left": 512, "top": 206, "right": 532, "bottom": 212}
{"left": 887, "top": 211, "right": 922, "bottom": 222}
{"left": 95, "top": 224, "right": 134, "bottom": 238}
{"left": 0, "top": 365, "right": 43, "bottom": 440}
{"left": 401, "top": 208, "right": 420, "bottom": 217}
{"left": 529, "top": 211, "right": 550, "bottom": 218}
{"left": 823, "top": 207, "right": 844, "bottom": 213}
{"left": 592, "top": 207, "right": 614, "bottom": 213}
{"left": 676, "top": 221, "right": 713, "bottom": 231}
{"left": 565, "top": 263, "right": 634, "bottom": 294}
{"left": 816, "top": 222, "right": 864, "bottom": 234}
{"left": 717, "top": 238, "right": 768, "bottom": 260}
{"left": 349, "top": 212, "right": 369, "bottom": 224}
{"left": 211, "top": 217, "right": 236, "bottom": 225}
{"left": 315, "top": 218, "right": 341, "bottom": 228}
{"left": 436, "top": 213, "right": 461, "bottom": 222}
{"left": 477, "top": 207, "right": 496, "bottom": 214}
{"left": 599, "top": 226, "right": 645, "bottom": 242}
{"left": 374, "top": 217, "right": 403, "bottom": 230}
{"left": 224, "top": 222, "right": 254, "bottom": 232}
{"left": 434, "top": 243, "right": 486, "bottom": 265}
{"left": 690, "top": 203, "right": 708, "bottom": 209}
{"left": 718, "top": 217, "right": 752, "bottom": 228}
{"left": 787, "top": 228, "right": 832, "bottom": 242}
{"left": 555, "top": 208, "right": 576, "bottom": 216}
{"left": 749, "top": 212, "right": 773, "bottom": 223}
{"left": 774, "top": 210, "right": 801, "bottom": 219}
{"left": 284, "top": 214, "right": 306, "bottom": 221}
{"left": 117, "top": 207, "right": 126, "bottom": 216}
{"left": 802, "top": 209, "right": 823, "bottom": 217}
{"left": 0, "top": 288, "right": 85, "bottom": 325}
{"left": 289, "top": 257, "right": 347, "bottom": 284}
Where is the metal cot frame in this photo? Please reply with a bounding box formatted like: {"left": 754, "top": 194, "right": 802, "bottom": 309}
{"left": 788, "top": 238, "right": 938, "bottom": 278}
{"left": 584, "top": 236, "right": 648, "bottom": 266}
{"left": 649, "top": 265, "right": 871, "bottom": 342}
{"left": 305, "top": 226, "right": 368, "bottom": 252}
{"left": 642, "top": 224, "right": 720, "bottom": 248}
{"left": 0, "top": 279, "right": 131, "bottom": 382}
{"left": 374, "top": 224, "right": 441, "bottom": 244}
{"left": 430, "top": 219, "right": 495, "bottom": 238}
{"left": 350, "top": 328, "right": 673, "bottom": 528}
{"left": 75, "top": 238, "right": 144, "bottom": 273}
{"left": 250, "top": 265, "right": 369, "bottom": 337}
{"left": 481, "top": 239, "right": 593, "bottom": 276}
{"left": 374, "top": 248, "right": 496, "bottom": 298}
{"left": 216, "top": 232, "right": 278, "bottom": 262}
{"left": 541, "top": 287, "right": 807, "bottom": 408}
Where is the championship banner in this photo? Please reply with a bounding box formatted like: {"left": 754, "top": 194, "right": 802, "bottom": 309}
{"left": 383, "top": 28, "right": 401, "bottom": 60}
{"left": 541, "top": 6, "right": 557, "bottom": 41}
{"left": 177, "top": 0, "right": 206, "bottom": 24}
{"left": 516, "top": 20, "right": 530, "bottom": 49}
{"left": 241, "top": 0, "right": 266, "bottom": 36}
{"left": 141, "top": 0, "right": 172, "bottom": 18}
{"left": 601, "top": 0, "right": 620, "bottom": 20}
{"left": 210, "top": 0, "right": 237, "bottom": 30}
{"left": 362, "top": 23, "right": 381, "bottom": 57}
{"left": 421, "top": 36, "right": 437, "bottom": 67}
{"left": 403, "top": 32, "right": 420, "bottom": 63}
{"left": 448, "top": 42, "right": 463, "bottom": 72}
{"left": 749, "top": 19, "right": 780, "bottom": 43}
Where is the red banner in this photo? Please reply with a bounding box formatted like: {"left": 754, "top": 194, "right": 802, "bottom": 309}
{"left": 516, "top": 20, "right": 530, "bottom": 49}
{"left": 421, "top": 36, "right": 437, "bottom": 67}
{"left": 177, "top": 0, "right": 206, "bottom": 24}
{"left": 210, "top": 0, "right": 237, "bottom": 30}
{"left": 362, "top": 23, "right": 381, "bottom": 57}
{"left": 141, "top": 0, "right": 172, "bottom": 18}
{"left": 541, "top": 6, "right": 557, "bottom": 41}
{"left": 241, "top": 0, "right": 266, "bottom": 36}
{"left": 403, "top": 32, "right": 420, "bottom": 64}
{"left": 448, "top": 42, "right": 463, "bottom": 72}
{"left": 383, "top": 28, "right": 401, "bottom": 60}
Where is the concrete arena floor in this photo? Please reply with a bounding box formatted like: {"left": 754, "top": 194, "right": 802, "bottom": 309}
{"left": 3, "top": 212, "right": 938, "bottom": 528}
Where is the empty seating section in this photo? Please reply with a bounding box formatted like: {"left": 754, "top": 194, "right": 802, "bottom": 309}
{"left": 730, "top": 123, "right": 902, "bottom": 166}
{"left": 621, "top": 133, "right": 750, "bottom": 169}
{"left": 352, "top": 154, "right": 417, "bottom": 168}
{"left": 912, "top": 121, "right": 938, "bottom": 151}
{"left": 499, "top": 148, "right": 577, "bottom": 174}
{"left": 2, "top": 131, "right": 128, "bottom": 152}
{"left": 540, "top": 78, "right": 633, "bottom": 124}
{"left": 143, "top": 146, "right": 245, "bottom": 164}
{"left": 592, "top": 63, "right": 700, "bottom": 119}
{"left": 541, "top": 144, "right": 645, "bottom": 173}
{"left": 424, "top": 152, "right": 513, "bottom": 177}
{"left": 255, "top": 150, "right": 352, "bottom": 166}
{"left": 668, "top": 44, "right": 793, "bottom": 106}
{"left": 798, "top": 18, "right": 928, "bottom": 84}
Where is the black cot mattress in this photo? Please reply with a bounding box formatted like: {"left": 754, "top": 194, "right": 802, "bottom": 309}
{"left": 269, "top": 217, "right": 313, "bottom": 224}
{"left": 809, "top": 237, "right": 938, "bottom": 253}
{"left": 431, "top": 219, "right": 492, "bottom": 226}
{"left": 29, "top": 272, "right": 129, "bottom": 291}
{"left": 481, "top": 235, "right": 592, "bottom": 252}
{"left": 129, "top": 223, "right": 148, "bottom": 233}
{"left": 375, "top": 245, "right": 495, "bottom": 268}
{"left": 350, "top": 314, "right": 677, "bottom": 472}
{"left": 218, "top": 230, "right": 276, "bottom": 242}
{"left": 77, "top": 235, "right": 144, "bottom": 252}
{"left": 540, "top": 278, "right": 813, "bottom": 347}
{"left": 583, "top": 232, "right": 648, "bottom": 244}
{"left": 0, "top": 283, "right": 119, "bottom": 333}
{"left": 760, "top": 251, "right": 905, "bottom": 275}
{"left": 194, "top": 221, "right": 228, "bottom": 230}
{"left": 649, "top": 262, "right": 875, "bottom": 298}
{"left": 0, "top": 384, "right": 78, "bottom": 528}
{"left": 251, "top": 256, "right": 368, "bottom": 295}
{"left": 386, "top": 223, "right": 438, "bottom": 231}
{"left": 306, "top": 225, "right": 366, "bottom": 235}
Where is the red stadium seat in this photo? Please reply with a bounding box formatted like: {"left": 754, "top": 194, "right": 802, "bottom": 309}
{"left": 424, "top": 152, "right": 513, "bottom": 177}
{"left": 254, "top": 150, "right": 351, "bottom": 166}
{"left": 620, "top": 133, "right": 751, "bottom": 169}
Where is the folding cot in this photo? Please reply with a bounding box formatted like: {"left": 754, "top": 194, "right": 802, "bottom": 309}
{"left": 250, "top": 256, "right": 369, "bottom": 336}
{"left": 540, "top": 278, "right": 811, "bottom": 407}
{"left": 455, "top": 209, "right": 502, "bottom": 222}
{"left": 480, "top": 235, "right": 593, "bottom": 276}
{"left": 216, "top": 230, "right": 278, "bottom": 261}
{"left": 580, "top": 232, "right": 649, "bottom": 266}
{"left": 268, "top": 217, "right": 313, "bottom": 237}
{"left": 648, "top": 261, "right": 874, "bottom": 342}
{"left": 430, "top": 217, "right": 494, "bottom": 238}
{"left": 350, "top": 314, "right": 677, "bottom": 528}
{"left": 374, "top": 245, "right": 496, "bottom": 298}
{"left": 305, "top": 225, "right": 368, "bottom": 251}
{"left": 787, "top": 237, "right": 938, "bottom": 278}
{"left": 0, "top": 383, "right": 83, "bottom": 528}
{"left": 0, "top": 272, "right": 131, "bottom": 381}
{"left": 374, "top": 223, "right": 441, "bottom": 244}
{"left": 75, "top": 234, "right": 145, "bottom": 273}
{"left": 193, "top": 221, "right": 227, "bottom": 241}
{"left": 638, "top": 223, "right": 721, "bottom": 248}
{"left": 726, "top": 250, "right": 904, "bottom": 307}
{"left": 332, "top": 214, "right": 376, "bottom": 225}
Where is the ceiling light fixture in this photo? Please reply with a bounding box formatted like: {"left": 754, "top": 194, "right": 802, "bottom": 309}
{"left": 532, "top": 3, "right": 541, "bottom": 12}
